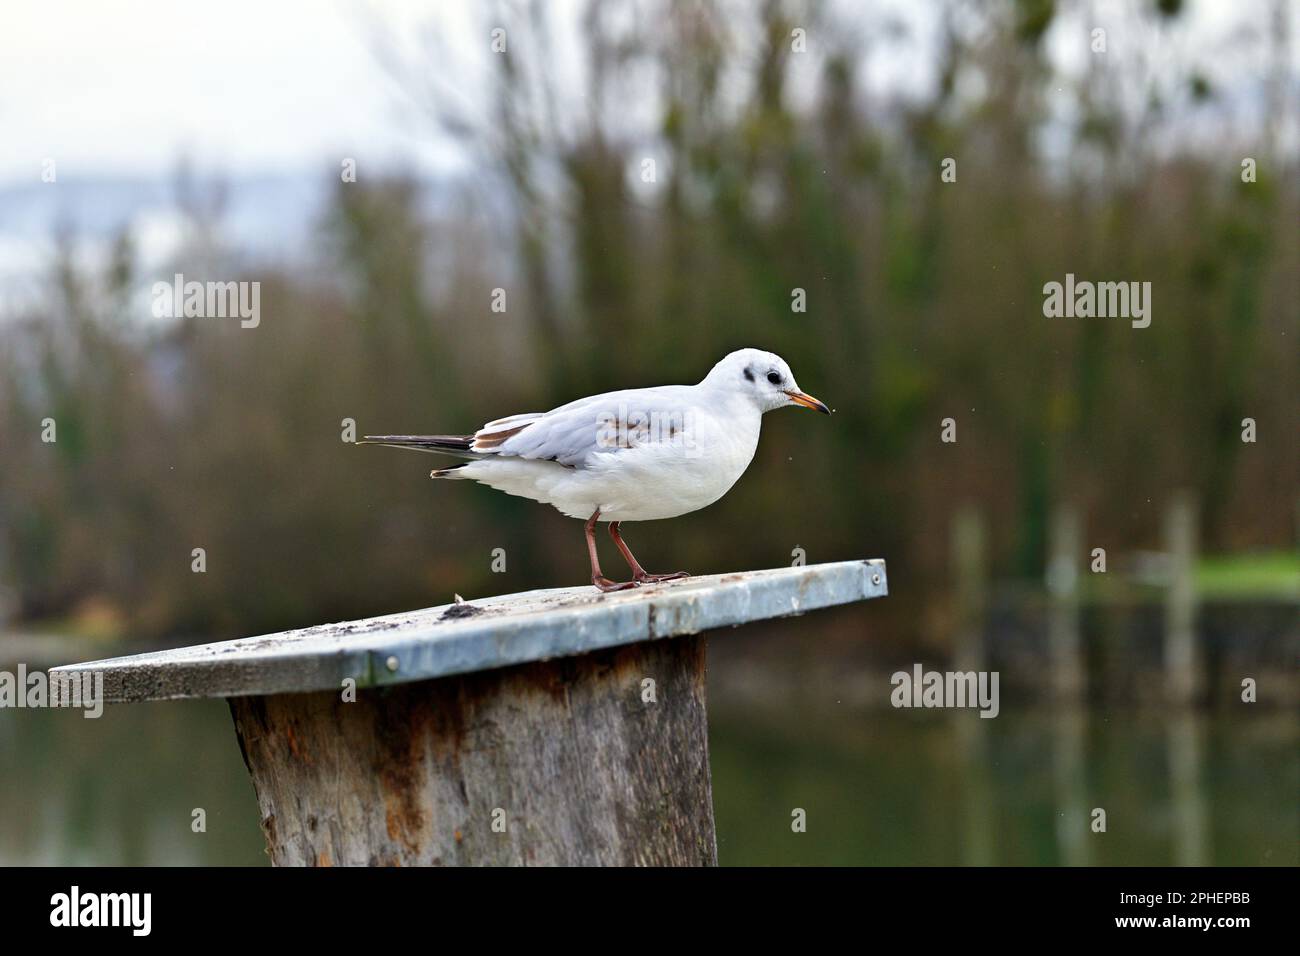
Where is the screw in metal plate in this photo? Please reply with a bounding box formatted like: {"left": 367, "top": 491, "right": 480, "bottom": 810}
{"left": 386, "top": 655, "right": 399, "bottom": 672}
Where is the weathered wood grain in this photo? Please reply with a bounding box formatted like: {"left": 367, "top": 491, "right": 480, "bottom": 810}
{"left": 230, "top": 635, "right": 715, "bottom": 866}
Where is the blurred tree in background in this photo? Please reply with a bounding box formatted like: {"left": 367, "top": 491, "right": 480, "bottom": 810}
{"left": 0, "top": 0, "right": 1295, "bottom": 648}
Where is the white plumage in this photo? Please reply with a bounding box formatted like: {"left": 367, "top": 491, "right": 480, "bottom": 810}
{"left": 361, "top": 348, "right": 829, "bottom": 590}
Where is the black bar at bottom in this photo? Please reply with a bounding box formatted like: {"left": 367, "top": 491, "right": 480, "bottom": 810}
{"left": 7, "top": 866, "right": 1286, "bottom": 943}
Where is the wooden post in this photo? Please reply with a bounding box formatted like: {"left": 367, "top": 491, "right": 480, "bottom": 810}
{"left": 230, "top": 636, "right": 713, "bottom": 866}
{"left": 951, "top": 505, "right": 987, "bottom": 675}
{"left": 52, "top": 560, "right": 888, "bottom": 867}
{"left": 950, "top": 506, "right": 995, "bottom": 865}
{"left": 1163, "top": 493, "right": 1200, "bottom": 704}
{"left": 0, "top": 512, "right": 13, "bottom": 626}
{"left": 953, "top": 714, "right": 995, "bottom": 866}
{"left": 1046, "top": 507, "right": 1087, "bottom": 863}
{"left": 1167, "top": 712, "right": 1208, "bottom": 866}
{"left": 1051, "top": 708, "right": 1090, "bottom": 866}
{"left": 1047, "top": 505, "right": 1084, "bottom": 700}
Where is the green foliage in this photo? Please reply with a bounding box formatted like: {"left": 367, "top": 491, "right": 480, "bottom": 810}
{"left": 0, "top": 0, "right": 1294, "bottom": 646}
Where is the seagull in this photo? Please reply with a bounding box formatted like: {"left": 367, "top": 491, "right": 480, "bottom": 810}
{"left": 359, "top": 348, "right": 830, "bottom": 592}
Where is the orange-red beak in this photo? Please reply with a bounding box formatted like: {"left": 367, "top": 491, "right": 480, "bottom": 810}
{"left": 784, "top": 390, "right": 830, "bottom": 414}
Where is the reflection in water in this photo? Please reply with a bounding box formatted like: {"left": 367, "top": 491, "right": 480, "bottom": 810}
{"left": 1168, "top": 714, "right": 1208, "bottom": 867}
{"left": 954, "top": 715, "right": 994, "bottom": 866}
{"left": 0, "top": 699, "right": 267, "bottom": 866}
{"left": 0, "top": 687, "right": 1295, "bottom": 865}
{"left": 1052, "top": 709, "right": 1089, "bottom": 867}
{"left": 709, "top": 702, "right": 1297, "bottom": 866}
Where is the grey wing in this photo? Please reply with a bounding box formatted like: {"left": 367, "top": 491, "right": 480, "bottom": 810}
{"left": 475, "top": 387, "right": 695, "bottom": 468}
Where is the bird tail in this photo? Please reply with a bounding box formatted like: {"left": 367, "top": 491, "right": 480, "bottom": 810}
{"left": 357, "top": 435, "right": 480, "bottom": 458}
{"left": 431, "top": 462, "right": 470, "bottom": 478}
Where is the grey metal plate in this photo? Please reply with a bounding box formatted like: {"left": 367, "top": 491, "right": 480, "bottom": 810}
{"left": 49, "top": 559, "right": 887, "bottom": 703}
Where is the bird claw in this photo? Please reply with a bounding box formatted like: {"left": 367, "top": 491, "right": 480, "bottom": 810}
{"left": 634, "top": 571, "right": 690, "bottom": 584}
{"left": 592, "top": 576, "right": 639, "bottom": 593}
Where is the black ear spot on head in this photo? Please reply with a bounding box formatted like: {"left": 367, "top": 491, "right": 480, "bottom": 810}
{"left": 743, "top": 367, "right": 755, "bottom": 382}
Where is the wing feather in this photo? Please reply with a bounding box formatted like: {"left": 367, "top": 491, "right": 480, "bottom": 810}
{"left": 363, "top": 386, "right": 701, "bottom": 468}
{"left": 484, "top": 386, "right": 698, "bottom": 467}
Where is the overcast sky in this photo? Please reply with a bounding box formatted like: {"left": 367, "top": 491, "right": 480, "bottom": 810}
{"left": 0, "top": 0, "right": 479, "bottom": 181}
{"left": 0, "top": 0, "right": 1292, "bottom": 185}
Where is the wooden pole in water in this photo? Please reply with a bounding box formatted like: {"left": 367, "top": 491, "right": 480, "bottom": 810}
{"left": 1163, "top": 493, "right": 1200, "bottom": 705}
{"left": 1051, "top": 708, "right": 1090, "bottom": 866}
{"left": 952, "top": 505, "right": 987, "bottom": 676}
{"left": 951, "top": 507, "right": 996, "bottom": 865}
{"left": 1047, "top": 505, "right": 1084, "bottom": 700}
{"left": 1046, "top": 506, "right": 1088, "bottom": 864}
{"left": 1167, "top": 712, "right": 1208, "bottom": 865}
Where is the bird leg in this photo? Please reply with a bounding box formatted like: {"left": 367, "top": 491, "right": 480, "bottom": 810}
{"left": 586, "top": 510, "right": 637, "bottom": 592}
{"left": 609, "top": 521, "right": 690, "bottom": 584}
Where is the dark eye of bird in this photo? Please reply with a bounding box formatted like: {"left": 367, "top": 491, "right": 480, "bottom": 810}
{"left": 767, "top": 371, "right": 782, "bottom": 385}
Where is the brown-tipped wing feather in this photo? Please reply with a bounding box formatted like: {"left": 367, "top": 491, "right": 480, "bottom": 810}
{"left": 359, "top": 421, "right": 536, "bottom": 459}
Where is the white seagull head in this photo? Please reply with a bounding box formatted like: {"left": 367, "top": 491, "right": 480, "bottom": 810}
{"left": 704, "top": 348, "right": 830, "bottom": 415}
